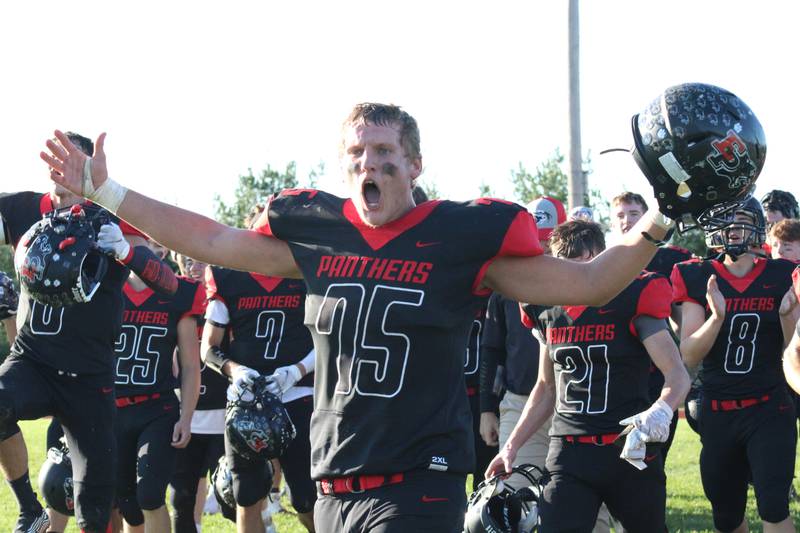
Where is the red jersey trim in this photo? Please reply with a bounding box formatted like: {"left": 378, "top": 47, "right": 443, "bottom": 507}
{"left": 182, "top": 280, "right": 207, "bottom": 320}
{"left": 472, "top": 211, "right": 543, "bottom": 296}
{"left": 711, "top": 258, "right": 767, "bottom": 294}
{"left": 341, "top": 199, "right": 442, "bottom": 251}
{"left": 123, "top": 282, "right": 154, "bottom": 307}
{"left": 204, "top": 268, "right": 223, "bottom": 304}
{"left": 520, "top": 304, "right": 534, "bottom": 329}
{"left": 249, "top": 272, "right": 284, "bottom": 293}
{"left": 630, "top": 275, "right": 672, "bottom": 337}
{"left": 670, "top": 264, "right": 699, "bottom": 306}
{"left": 564, "top": 305, "right": 587, "bottom": 321}
{"left": 40, "top": 193, "right": 53, "bottom": 214}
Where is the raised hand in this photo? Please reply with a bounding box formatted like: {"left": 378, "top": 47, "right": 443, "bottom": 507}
{"left": 706, "top": 275, "right": 726, "bottom": 321}
{"left": 40, "top": 130, "right": 108, "bottom": 198}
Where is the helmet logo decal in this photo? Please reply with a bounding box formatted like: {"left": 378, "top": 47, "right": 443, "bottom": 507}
{"left": 246, "top": 429, "right": 270, "bottom": 453}
{"left": 533, "top": 210, "right": 552, "bottom": 225}
{"left": 707, "top": 130, "right": 757, "bottom": 190}
{"left": 20, "top": 255, "right": 45, "bottom": 283}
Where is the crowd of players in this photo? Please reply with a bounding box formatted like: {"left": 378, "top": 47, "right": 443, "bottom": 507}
{"left": 0, "top": 82, "right": 797, "bottom": 533}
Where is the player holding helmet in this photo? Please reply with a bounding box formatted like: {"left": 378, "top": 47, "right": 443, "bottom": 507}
{"left": 0, "top": 132, "right": 180, "bottom": 533}
{"left": 42, "top": 84, "right": 760, "bottom": 531}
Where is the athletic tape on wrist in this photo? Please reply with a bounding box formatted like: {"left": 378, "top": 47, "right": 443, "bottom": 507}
{"left": 649, "top": 209, "right": 675, "bottom": 231}
{"left": 82, "top": 159, "right": 95, "bottom": 197}
{"left": 90, "top": 178, "right": 129, "bottom": 213}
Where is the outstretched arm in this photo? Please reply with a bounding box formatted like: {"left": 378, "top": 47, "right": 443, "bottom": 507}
{"left": 485, "top": 210, "right": 670, "bottom": 306}
{"left": 41, "top": 131, "right": 300, "bottom": 278}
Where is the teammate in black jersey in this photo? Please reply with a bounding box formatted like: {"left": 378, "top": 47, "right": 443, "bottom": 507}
{"left": 0, "top": 270, "right": 18, "bottom": 344}
{"left": 486, "top": 220, "right": 689, "bottom": 532}
{"left": 42, "top": 104, "right": 690, "bottom": 533}
{"left": 113, "top": 242, "right": 203, "bottom": 531}
{"left": 169, "top": 253, "right": 229, "bottom": 533}
{"left": 0, "top": 132, "right": 180, "bottom": 533}
{"left": 674, "top": 197, "right": 799, "bottom": 533}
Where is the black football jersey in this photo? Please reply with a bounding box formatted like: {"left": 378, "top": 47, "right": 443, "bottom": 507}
{"left": 114, "top": 276, "right": 205, "bottom": 396}
{"left": 196, "top": 315, "right": 230, "bottom": 411}
{"left": 206, "top": 267, "right": 314, "bottom": 385}
{"left": 255, "top": 189, "right": 542, "bottom": 478}
{"left": 0, "top": 192, "right": 143, "bottom": 375}
{"left": 672, "top": 257, "right": 795, "bottom": 399}
{"left": 523, "top": 272, "right": 672, "bottom": 436}
{"left": 646, "top": 245, "right": 693, "bottom": 277}
{"left": 464, "top": 305, "right": 486, "bottom": 391}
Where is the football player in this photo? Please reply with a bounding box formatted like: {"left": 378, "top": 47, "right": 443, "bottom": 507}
{"left": 0, "top": 132, "right": 180, "bottom": 533}
{"left": 674, "top": 196, "right": 799, "bottom": 533}
{"left": 42, "top": 84, "right": 759, "bottom": 531}
{"left": 168, "top": 252, "right": 229, "bottom": 533}
{"left": 768, "top": 219, "right": 800, "bottom": 263}
{"left": 487, "top": 219, "right": 690, "bottom": 532}
{"left": 202, "top": 207, "right": 316, "bottom": 533}
{"left": 761, "top": 189, "right": 799, "bottom": 229}
{"left": 113, "top": 241, "right": 203, "bottom": 531}
{"left": 0, "top": 270, "right": 19, "bottom": 343}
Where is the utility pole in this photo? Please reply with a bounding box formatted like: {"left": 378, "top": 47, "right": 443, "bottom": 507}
{"left": 567, "top": 0, "right": 585, "bottom": 211}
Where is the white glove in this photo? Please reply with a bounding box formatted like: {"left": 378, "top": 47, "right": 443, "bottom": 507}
{"left": 231, "top": 365, "right": 260, "bottom": 397}
{"left": 97, "top": 222, "right": 131, "bottom": 261}
{"left": 266, "top": 365, "right": 303, "bottom": 397}
{"left": 619, "top": 399, "right": 673, "bottom": 443}
{"left": 619, "top": 427, "right": 648, "bottom": 471}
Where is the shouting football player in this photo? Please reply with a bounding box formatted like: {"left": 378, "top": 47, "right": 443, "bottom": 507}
{"left": 41, "top": 84, "right": 759, "bottom": 531}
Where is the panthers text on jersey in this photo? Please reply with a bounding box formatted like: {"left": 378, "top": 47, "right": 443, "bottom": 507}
{"left": 206, "top": 266, "right": 314, "bottom": 386}
{"left": 523, "top": 272, "right": 672, "bottom": 436}
{"left": 115, "top": 276, "right": 205, "bottom": 397}
{"left": 254, "top": 189, "right": 542, "bottom": 478}
{"left": 0, "top": 192, "right": 144, "bottom": 375}
{"left": 672, "top": 257, "right": 796, "bottom": 399}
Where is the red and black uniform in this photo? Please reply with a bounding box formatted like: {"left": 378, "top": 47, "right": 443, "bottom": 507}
{"left": 254, "top": 190, "right": 541, "bottom": 533}
{"left": 522, "top": 272, "right": 672, "bottom": 533}
{"left": 207, "top": 267, "right": 316, "bottom": 513}
{"left": 464, "top": 304, "right": 497, "bottom": 491}
{"left": 0, "top": 191, "right": 143, "bottom": 531}
{"left": 113, "top": 276, "right": 205, "bottom": 525}
{"left": 645, "top": 244, "right": 692, "bottom": 457}
{"left": 672, "top": 257, "right": 797, "bottom": 530}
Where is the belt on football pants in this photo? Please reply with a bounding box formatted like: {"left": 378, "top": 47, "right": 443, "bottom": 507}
{"left": 115, "top": 392, "right": 162, "bottom": 408}
{"left": 563, "top": 433, "right": 620, "bottom": 446}
{"left": 710, "top": 394, "right": 770, "bottom": 411}
{"left": 317, "top": 473, "right": 405, "bottom": 495}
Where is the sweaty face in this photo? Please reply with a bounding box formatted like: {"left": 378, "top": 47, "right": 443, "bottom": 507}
{"left": 770, "top": 238, "right": 800, "bottom": 262}
{"left": 612, "top": 202, "right": 645, "bottom": 234}
{"left": 342, "top": 122, "right": 421, "bottom": 227}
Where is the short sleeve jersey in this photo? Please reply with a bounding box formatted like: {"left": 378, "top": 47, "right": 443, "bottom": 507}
{"left": 671, "top": 257, "right": 795, "bottom": 399}
{"left": 205, "top": 266, "right": 314, "bottom": 385}
{"left": 115, "top": 276, "right": 205, "bottom": 397}
{"left": 254, "top": 190, "right": 542, "bottom": 478}
{"left": 523, "top": 272, "right": 671, "bottom": 436}
{"left": 0, "top": 192, "right": 144, "bottom": 375}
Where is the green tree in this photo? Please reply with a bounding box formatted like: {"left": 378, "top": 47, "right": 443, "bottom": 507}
{"left": 213, "top": 162, "right": 323, "bottom": 228}
{"left": 478, "top": 181, "right": 494, "bottom": 198}
{"left": 416, "top": 179, "right": 440, "bottom": 200}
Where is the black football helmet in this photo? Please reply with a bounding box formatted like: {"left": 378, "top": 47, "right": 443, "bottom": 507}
{"left": 0, "top": 270, "right": 19, "bottom": 320}
{"left": 631, "top": 83, "right": 766, "bottom": 232}
{"left": 211, "top": 454, "right": 274, "bottom": 522}
{"left": 684, "top": 379, "right": 703, "bottom": 435}
{"left": 761, "top": 190, "right": 799, "bottom": 222}
{"left": 463, "top": 464, "right": 546, "bottom": 533}
{"left": 38, "top": 441, "right": 75, "bottom": 516}
{"left": 14, "top": 205, "right": 109, "bottom": 307}
{"left": 225, "top": 375, "right": 296, "bottom": 461}
{"left": 698, "top": 195, "right": 765, "bottom": 258}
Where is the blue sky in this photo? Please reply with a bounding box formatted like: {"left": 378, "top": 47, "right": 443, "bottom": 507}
{"left": 1, "top": 1, "right": 795, "bottom": 217}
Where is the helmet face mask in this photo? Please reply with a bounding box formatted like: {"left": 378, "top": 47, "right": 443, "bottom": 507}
{"left": 464, "top": 464, "right": 546, "bottom": 533}
{"left": 38, "top": 442, "right": 75, "bottom": 516}
{"left": 698, "top": 196, "right": 765, "bottom": 259}
{"left": 631, "top": 83, "right": 766, "bottom": 231}
{"left": 15, "top": 207, "right": 109, "bottom": 307}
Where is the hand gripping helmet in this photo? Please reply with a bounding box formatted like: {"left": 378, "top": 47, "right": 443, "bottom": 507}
{"left": 698, "top": 195, "right": 766, "bottom": 258}
{"left": 14, "top": 205, "right": 109, "bottom": 306}
{"left": 464, "top": 464, "right": 546, "bottom": 533}
{"left": 38, "top": 441, "right": 75, "bottom": 516}
{"left": 212, "top": 454, "right": 274, "bottom": 522}
{"left": 0, "top": 270, "right": 19, "bottom": 320}
{"left": 631, "top": 83, "right": 766, "bottom": 232}
{"left": 225, "top": 375, "right": 296, "bottom": 461}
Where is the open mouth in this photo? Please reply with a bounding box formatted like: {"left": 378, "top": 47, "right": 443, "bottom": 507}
{"left": 362, "top": 179, "right": 381, "bottom": 210}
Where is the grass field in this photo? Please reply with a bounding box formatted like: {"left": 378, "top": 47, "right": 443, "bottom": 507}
{"left": 0, "top": 418, "right": 798, "bottom": 532}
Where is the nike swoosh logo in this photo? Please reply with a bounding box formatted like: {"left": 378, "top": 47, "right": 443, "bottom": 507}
{"left": 421, "top": 495, "right": 449, "bottom": 503}
{"left": 416, "top": 240, "right": 441, "bottom": 248}
{"left": 597, "top": 309, "right": 614, "bottom": 314}
{"left": 101, "top": 387, "right": 113, "bottom": 393}
{"left": 763, "top": 284, "right": 777, "bottom": 289}
{"left": 645, "top": 454, "right": 657, "bottom": 462}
